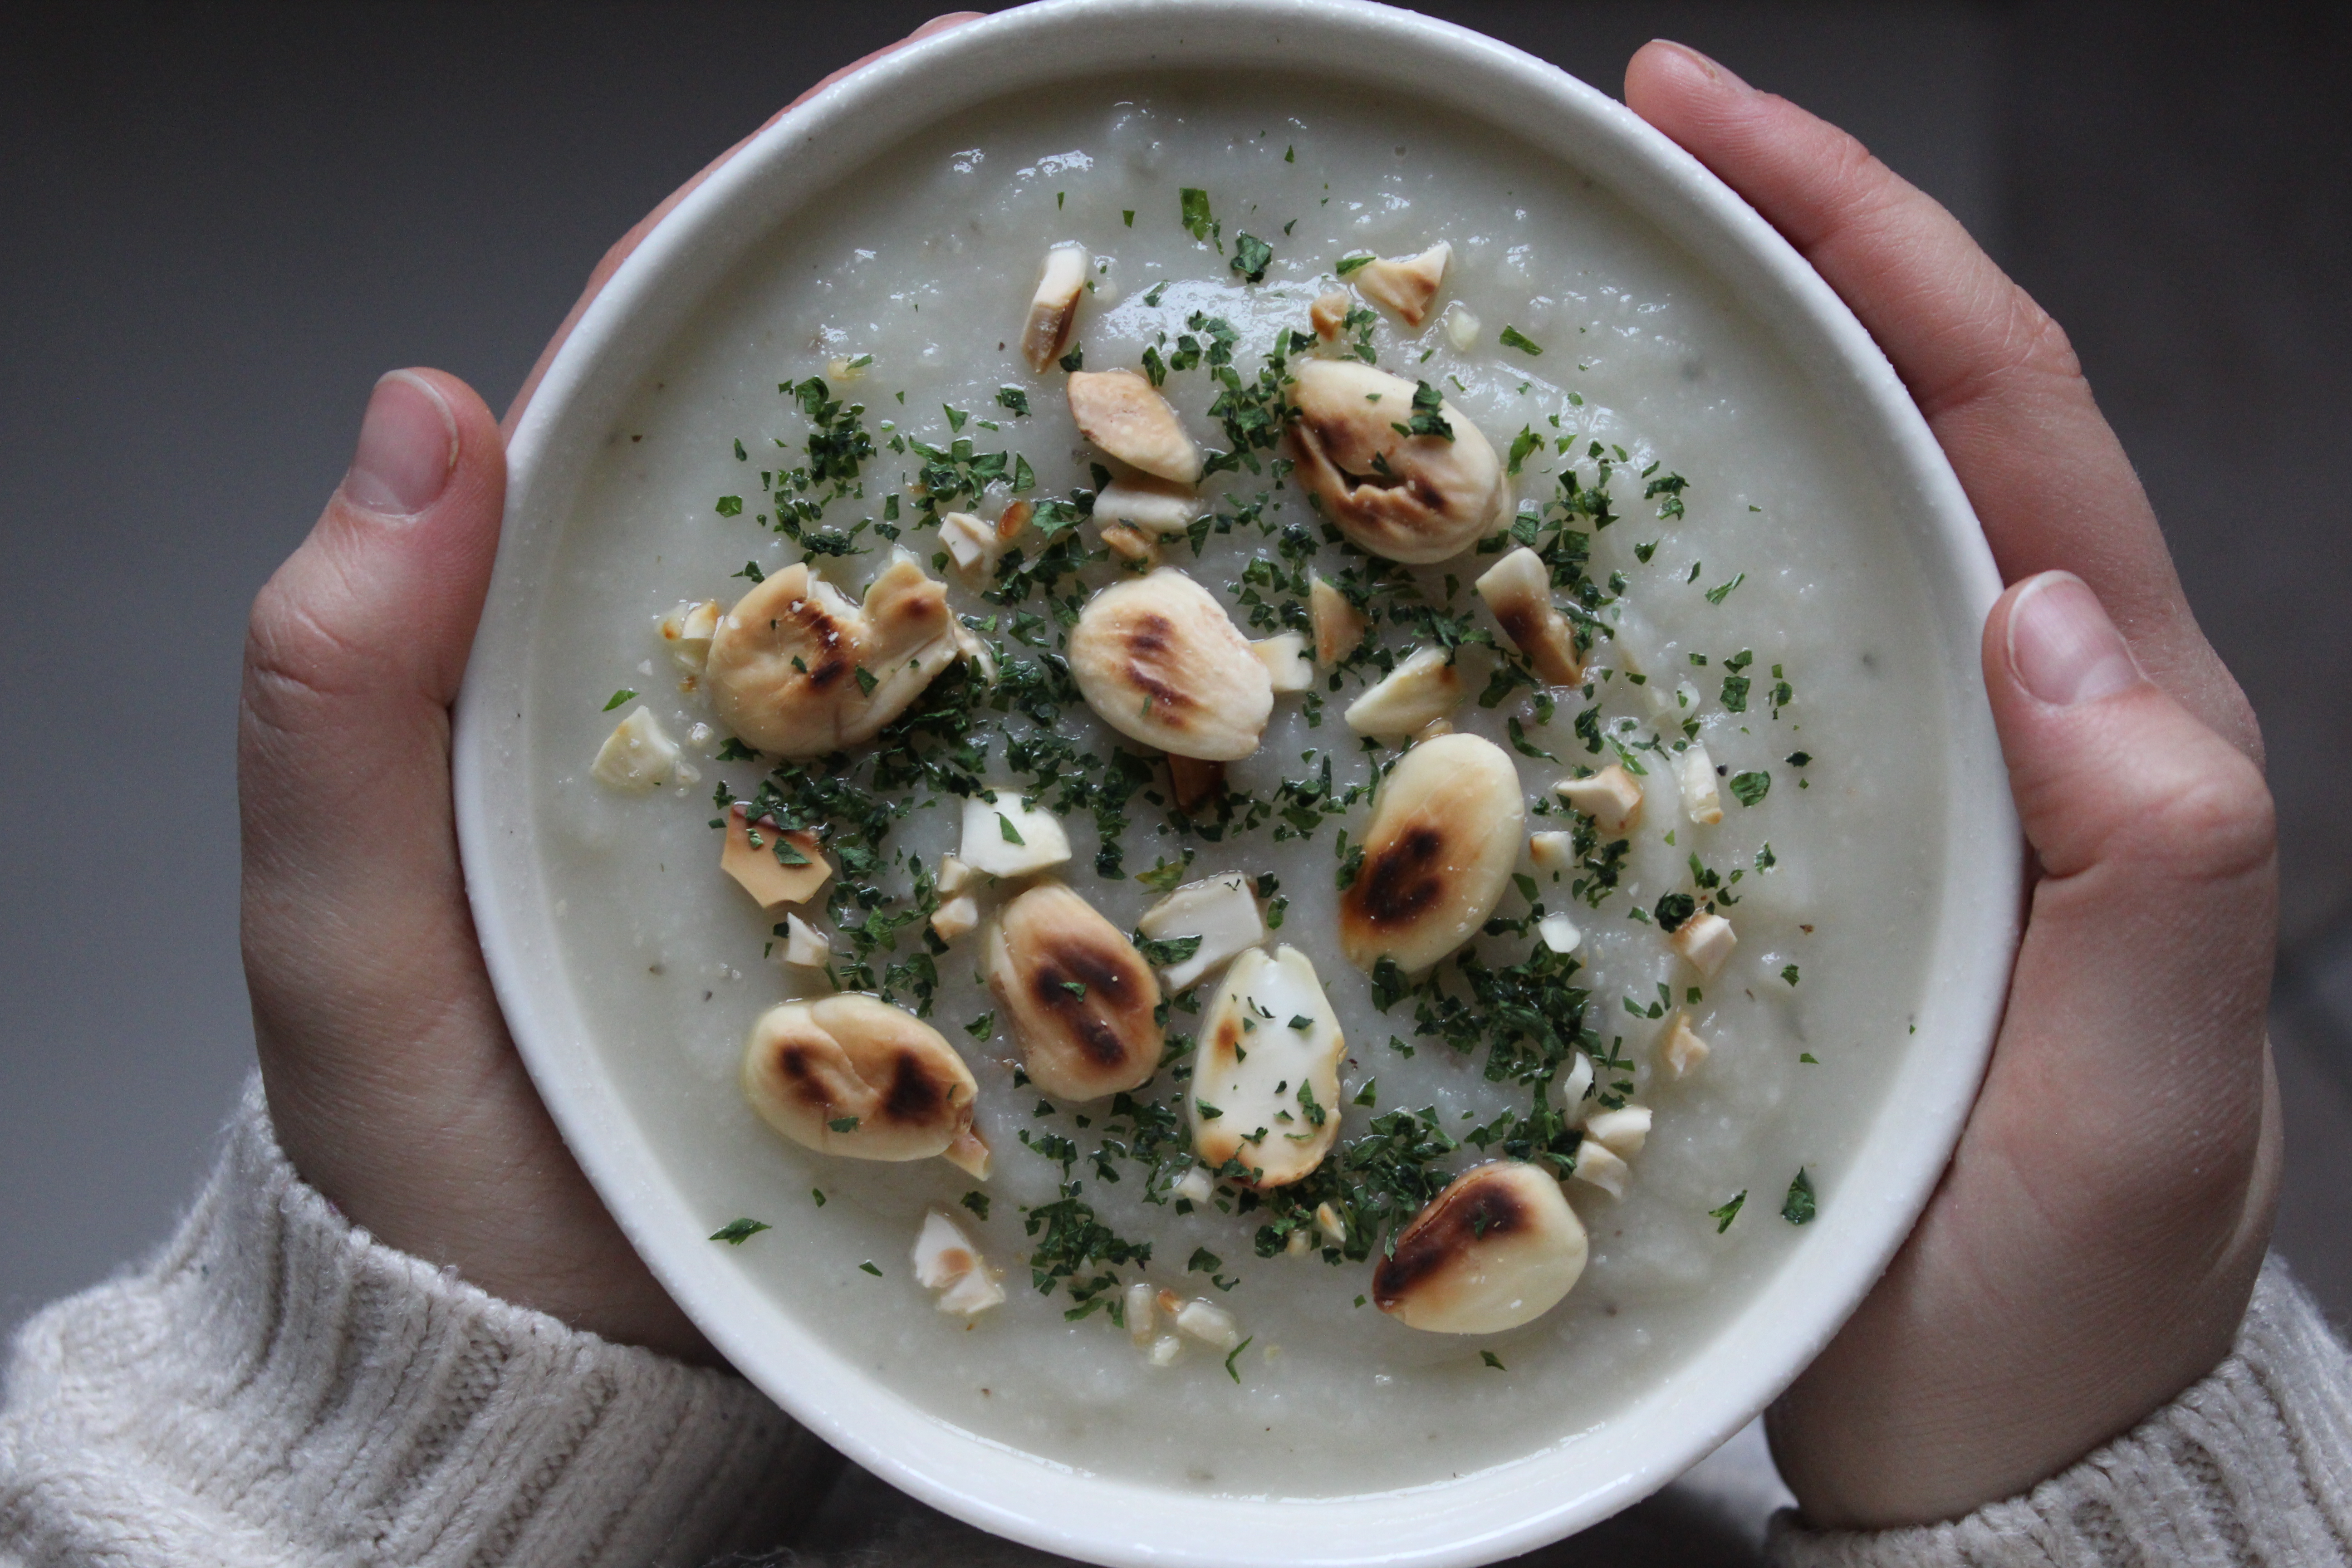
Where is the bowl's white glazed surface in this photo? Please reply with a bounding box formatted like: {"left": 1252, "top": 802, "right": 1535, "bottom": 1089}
{"left": 454, "top": 5, "right": 2020, "bottom": 1563}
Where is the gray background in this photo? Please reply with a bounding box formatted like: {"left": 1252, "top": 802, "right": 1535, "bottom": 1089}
{"left": 3, "top": 1, "right": 2347, "bottom": 1545}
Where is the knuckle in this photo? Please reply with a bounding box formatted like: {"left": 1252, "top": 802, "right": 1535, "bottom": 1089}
{"left": 2112, "top": 746, "right": 2277, "bottom": 886}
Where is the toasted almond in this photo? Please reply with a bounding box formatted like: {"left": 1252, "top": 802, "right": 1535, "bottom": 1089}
{"left": 1100, "top": 521, "right": 1159, "bottom": 566}
{"left": 1191, "top": 946, "right": 1347, "bottom": 1187}
{"left": 1355, "top": 242, "right": 1451, "bottom": 327}
{"left": 1676, "top": 743, "right": 1724, "bottom": 824}
{"left": 931, "top": 895, "right": 980, "bottom": 943}
{"left": 720, "top": 804, "right": 832, "bottom": 908}
{"left": 705, "top": 552, "right": 960, "bottom": 756}
{"left": 658, "top": 599, "right": 721, "bottom": 672}
{"left": 1569, "top": 1140, "right": 1630, "bottom": 1200}
{"left": 1344, "top": 647, "right": 1465, "bottom": 737}
{"left": 949, "top": 618, "right": 997, "bottom": 685}
{"left": 942, "top": 1128, "right": 992, "bottom": 1180}
{"left": 1096, "top": 470, "right": 1204, "bottom": 536}
{"left": 1583, "top": 1104, "right": 1651, "bottom": 1158}
{"left": 1094, "top": 472, "right": 1202, "bottom": 536}
{"left": 996, "top": 499, "right": 1034, "bottom": 544}
{"left": 986, "top": 882, "right": 1164, "bottom": 1101}
{"left": 1175, "top": 1297, "right": 1240, "bottom": 1350}
{"left": 1315, "top": 1202, "right": 1347, "bottom": 1245}
{"left": 1167, "top": 755, "right": 1226, "bottom": 815}
{"left": 1671, "top": 911, "right": 1737, "bottom": 978}
{"left": 939, "top": 510, "right": 996, "bottom": 573}
{"left": 1475, "top": 547, "right": 1583, "bottom": 684}
{"left": 959, "top": 790, "right": 1071, "bottom": 879}
{"left": 1310, "top": 290, "right": 1352, "bottom": 340}
{"left": 1023, "top": 243, "right": 1088, "bottom": 372}
{"left": 937, "top": 1268, "right": 1007, "bottom": 1316}
{"left": 781, "top": 913, "right": 831, "bottom": 967}
{"left": 1136, "top": 873, "right": 1265, "bottom": 992}
{"left": 1373, "top": 1161, "right": 1588, "bottom": 1333}
{"left": 591, "top": 707, "right": 678, "bottom": 793}
{"left": 1659, "top": 1011, "right": 1710, "bottom": 1078}
{"left": 1252, "top": 631, "right": 1313, "bottom": 693}
{"left": 1529, "top": 830, "right": 1576, "bottom": 872}
{"left": 1287, "top": 358, "right": 1506, "bottom": 563}
{"left": 912, "top": 1210, "right": 983, "bottom": 1289}
{"left": 1554, "top": 764, "right": 1644, "bottom": 836}
{"left": 741, "top": 995, "right": 978, "bottom": 1163}
{"left": 1070, "top": 569, "right": 1272, "bottom": 760}
{"left": 1068, "top": 370, "right": 1201, "bottom": 483}
{"left": 936, "top": 855, "right": 973, "bottom": 897}
{"left": 1309, "top": 573, "right": 1369, "bottom": 665}
{"left": 1172, "top": 1165, "right": 1215, "bottom": 1205}
{"left": 1341, "top": 732, "right": 1524, "bottom": 974}
{"left": 1148, "top": 1334, "right": 1184, "bottom": 1366}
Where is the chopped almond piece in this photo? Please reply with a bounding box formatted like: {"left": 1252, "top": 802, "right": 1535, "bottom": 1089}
{"left": 1310, "top": 290, "right": 1350, "bottom": 340}
{"left": 1355, "top": 242, "right": 1450, "bottom": 326}
{"left": 931, "top": 895, "right": 980, "bottom": 943}
{"left": 1553, "top": 764, "right": 1644, "bottom": 835}
{"left": 1671, "top": 911, "right": 1737, "bottom": 978}
{"left": 1167, "top": 755, "right": 1226, "bottom": 815}
{"left": 1068, "top": 370, "right": 1201, "bottom": 483}
{"left": 721, "top": 804, "right": 832, "bottom": 908}
{"left": 781, "top": 913, "right": 830, "bottom": 968}
{"left": 1252, "top": 631, "right": 1313, "bottom": 693}
{"left": 1474, "top": 547, "right": 1582, "bottom": 684}
{"left": 1100, "top": 521, "right": 1159, "bottom": 565}
{"left": 1309, "top": 573, "right": 1369, "bottom": 665}
{"left": 1023, "top": 244, "right": 1088, "bottom": 372}
{"left": 1659, "top": 1011, "right": 1710, "bottom": 1079}
{"left": 1570, "top": 1140, "right": 1630, "bottom": 1200}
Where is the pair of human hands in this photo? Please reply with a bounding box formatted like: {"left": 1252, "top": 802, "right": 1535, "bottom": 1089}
{"left": 237, "top": 21, "right": 2279, "bottom": 1532}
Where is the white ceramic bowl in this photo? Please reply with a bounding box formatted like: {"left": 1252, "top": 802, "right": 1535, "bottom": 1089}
{"left": 455, "top": 3, "right": 2021, "bottom": 1563}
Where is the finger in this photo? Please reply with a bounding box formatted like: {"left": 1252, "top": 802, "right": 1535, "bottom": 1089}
{"left": 1984, "top": 570, "right": 2275, "bottom": 1209}
{"left": 240, "top": 369, "right": 511, "bottom": 1127}
{"left": 505, "top": 11, "right": 987, "bottom": 433}
{"left": 1623, "top": 41, "right": 2259, "bottom": 765}
{"left": 1773, "top": 572, "right": 2279, "bottom": 1524}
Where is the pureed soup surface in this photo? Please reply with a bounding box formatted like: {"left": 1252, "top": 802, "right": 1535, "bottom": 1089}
{"left": 534, "top": 76, "right": 1950, "bottom": 1495}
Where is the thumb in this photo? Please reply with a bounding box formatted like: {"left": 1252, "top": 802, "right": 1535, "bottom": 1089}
{"left": 1980, "top": 570, "right": 2276, "bottom": 1252}
{"left": 240, "top": 367, "right": 510, "bottom": 1181}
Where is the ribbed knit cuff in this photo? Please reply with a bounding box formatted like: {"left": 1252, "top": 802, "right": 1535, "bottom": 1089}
{"left": 0, "top": 1078, "right": 836, "bottom": 1568}
{"left": 1769, "top": 1254, "right": 2352, "bottom": 1567}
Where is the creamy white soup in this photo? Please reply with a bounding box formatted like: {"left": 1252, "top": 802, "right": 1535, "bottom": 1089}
{"left": 535, "top": 75, "right": 1949, "bottom": 1496}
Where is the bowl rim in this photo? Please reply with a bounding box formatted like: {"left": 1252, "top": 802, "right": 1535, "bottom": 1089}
{"left": 455, "top": 3, "right": 2023, "bottom": 1563}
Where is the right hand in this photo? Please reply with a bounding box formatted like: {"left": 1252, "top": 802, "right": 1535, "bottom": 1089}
{"left": 240, "top": 15, "right": 982, "bottom": 1363}
{"left": 1626, "top": 41, "right": 2281, "bottom": 1530}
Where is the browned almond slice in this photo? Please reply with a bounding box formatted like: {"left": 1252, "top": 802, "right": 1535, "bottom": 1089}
{"left": 741, "top": 995, "right": 978, "bottom": 1163}
{"left": 1474, "top": 547, "right": 1583, "bottom": 684}
{"left": 1355, "top": 242, "right": 1451, "bottom": 327}
{"left": 1190, "top": 946, "right": 1346, "bottom": 1188}
{"left": 1309, "top": 573, "right": 1369, "bottom": 664}
{"left": 1373, "top": 1161, "right": 1588, "bottom": 1333}
{"left": 1310, "top": 290, "right": 1352, "bottom": 341}
{"left": 1069, "top": 569, "right": 1273, "bottom": 761}
{"left": 705, "top": 551, "right": 961, "bottom": 756}
{"left": 1068, "top": 370, "right": 1201, "bottom": 483}
{"left": 720, "top": 803, "right": 831, "bottom": 907}
{"left": 1287, "top": 359, "right": 1507, "bottom": 564}
{"left": 1340, "top": 732, "right": 1525, "bottom": 973}
{"left": 1023, "top": 244, "right": 1088, "bottom": 372}
{"left": 1166, "top": 754, "right": 1227, "bottom": 814}
{"left": 1343, "top": 647, "right": 1465, "bottom": 736}
{"left": 985, "top": 882, "right": 1164, "bottom": 1101}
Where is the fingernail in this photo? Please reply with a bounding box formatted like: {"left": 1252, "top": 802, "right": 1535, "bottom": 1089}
{"left": 2006, "top": 572, "right": 2143, "bottom": 706}
{"left": 1651, "top": 39, "right": 1750, "bottom": 92}
{"left": 343, "top": 370, "right": 457, "bottom": 516}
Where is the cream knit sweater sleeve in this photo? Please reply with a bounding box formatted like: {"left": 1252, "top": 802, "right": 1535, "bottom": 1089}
{"left": 0, "top": 1082, "right": 837, "bottom": 1568}
{"left": 5, "top": 1085, "right": 2348, "bottom": 1568}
